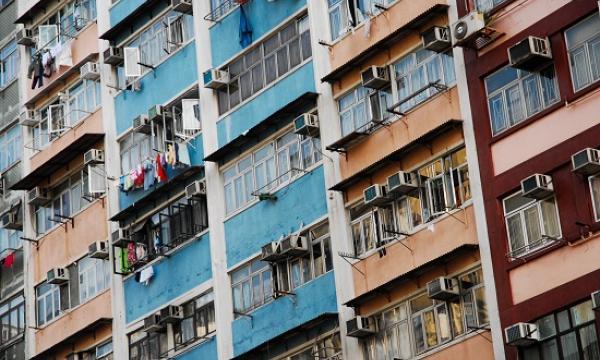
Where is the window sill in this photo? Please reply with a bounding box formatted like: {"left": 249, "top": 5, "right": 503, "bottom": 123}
{"left": 505, "top": 239, "right": 563, "bottom": 270}
{"left": 35, "top": 195, "right": 105, "bottom": 241}
{"left": 566, "top": 79, "right": 600, "bottom": 105}
{"left": 171, "top": 333, "right": 216, "bottom": 358}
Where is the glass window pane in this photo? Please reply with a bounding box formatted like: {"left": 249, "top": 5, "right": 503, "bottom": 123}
{"left": 560, "top": 332, "right": 581, "bottom": 360}
{"left": 541, "top": 339, "right": 560, "bottom": 360}
{"left": 507, "top": 214, "right": 525, "bottom": 254}
{"left": 522, "top": 76, "right": 541, "bottom": 116}
{"left": 570, "top": 301, "right": 594, "bottom": 326}
{"left": 580, "top": 324, "right": 600, "bottom": 360}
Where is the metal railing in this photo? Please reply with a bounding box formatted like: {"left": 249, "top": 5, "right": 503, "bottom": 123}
{"left": 204, "top": 0, "right": 250, "bottom": 22}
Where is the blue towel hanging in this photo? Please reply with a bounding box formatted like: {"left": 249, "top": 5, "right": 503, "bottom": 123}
{"left": 239, "top": 6, "right": 253, "bottom": 48}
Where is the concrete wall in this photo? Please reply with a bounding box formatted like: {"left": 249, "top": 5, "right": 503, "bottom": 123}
{"left": 109, "top": 0, "right": 148, "bottom": 27}
{"left": 175, "top": 336, "right": 218, "bottom": 359}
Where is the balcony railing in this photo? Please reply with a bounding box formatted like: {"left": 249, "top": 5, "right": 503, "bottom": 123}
{"left": 204, "top": 0, "right": 250, "bottom": 22}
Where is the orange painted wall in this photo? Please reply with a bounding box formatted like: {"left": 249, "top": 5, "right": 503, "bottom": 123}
{"left": 422, "top": 333, "right": 494, "bottom": 360}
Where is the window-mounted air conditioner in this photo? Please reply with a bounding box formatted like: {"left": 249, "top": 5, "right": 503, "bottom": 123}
{"left": 521, "top": 174, "right": 553, "bottom": 200}
{"left": 508, "top": 36, "right": 552, "bottom": 72}
{"left": 27, "top": 187, "right": 51, "bottom": 205}
{"left": 572, "top": 148, "right": 600, "bottom": 175}
{"left": 293, "top": 113, "right": 319, "bottom": 137}
{"left": 84, "top": 149, "right": 105, "bottom": 165}
{"left": 261, "top": 241, "right": 283, "bottom": 262}
{"left": 387, "top": 171, "right": 419, "bottom": 196}
{"left": 16, "top": 28, "right": 35, "bottom": 47}
{"left": 185, "top": 180, "right": 206, "bottom": 199}
{"left": 1, "top": 212, "right": 22, "bottom": 231}
{"left": 111, "top": 228, "right": 131, "bottom": 248}
{"left": 346, "top": 316, "right": 377, "bottom": 338}
{"left": 363, "top": 184, "right": 388, "bottom": 206}
{"left": 422, "top": 26, "right": 451, "bottom": 52}
{"left": 451, "top": 11, "right": 486, "bottom": 47}
{"left": 133, "top": 114, "right": 151, "bottom": 134}
{"left": 361, "top": 66, "right": 389, "bottom": 90}
{"left": 279, "top": 235, "right": 308, "bottom": 257}
{"left": 103, "top": 46, "right": 123, "bottom": 66}
{"left": 505, "top": 322, "right": 540, "bottom": 346}
{"left": 426, "top": 277, "right": 459, "bottom": 301}
{"left": 88, "top": 241, "right": 109, "bottom": 259}
{"left": 148, "top": 105, "right": 170, "bottom": 123}
{"left": 159, "top": 305, "right": 184, "bottom": 323}
{"left": 19, "top": 110, "right": 38, "bottom": 127}
{"left": 47, "top": 267, "right": 69, "bottom": 284}
{"left": 143, "top": 313, "right": 165, "bottom": 332}
{"left": 203, "top": 69, "right": 229, "bottom": 90}
{"left": 80, "top": 62, "right": 100, "bottom": 81}
{"left": 592, "top": 290, "right": 600, "bottom": 309}
{"left": 171, "top": 0, "right": 193, "bottom": 13}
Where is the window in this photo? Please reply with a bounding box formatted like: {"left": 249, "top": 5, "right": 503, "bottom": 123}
{"left": 223, "top": 128, "right": 321, "bottom": 214}
{"left": 119, "top": 132, "right": 152, "bottom": 175}
{"left": 96, "top": 341, "right": 113, "bottom": 360}
{"left": 349, "top": 204, "right": 395, "bottom": 256}
{"left": 174, "top": 291, "right": 216, "bottom": 349}
{"left": 521, "top": 300, "right": 600, "bottom": 360}
{"left": 217, "top": 16, "right": 311, "bottom": 115}
{"left": 485, "top": 65, "right": 559, "bottom": 135}
{"left": 328, "top": 0, "right": 394, "bottom": 41}
{"left": 0, "top": 295, "right": 24, "bottom": 347}
{"left": 364, "top": 303, "right": 412, "bottom": 360}
{"left": 128, "top": 328, "right": 168, "bottom": 360}
{"left": 0, "top": 340, "right": 24, "bottom": 360}
{"left": 591, "top": 176, "right": 600, "bottom": 222}
{"left": 503, "top": 192, "right": 561, "bottom": 258}
{"left": 209, "top": 0, "right": 237, "bottom": 22}
{"left": 338, "top": 87, "right": 369, "bottom": 137}
{"left": 566, "top": 14, "right": 600, "bottom": 92}
{"left": 35, "top": 282, "right": 68, "bottom": 326}
{"left": 231, "top": 259, "right": 273, "bottom": 316}
{"left": 284, "top": 333, "right": 342, "bottom": 360}
{"left": 0, "top": 228, "right": 21, "bottom": 254}
{"left": 0, "top": 125, "right": 21, "bottom": 173}
{"left": 475, "top": 0, "right": 508, "bottom": 12}
{"left": 66, "top": 80, "right": 102, "bottom": 125}
{"left": 78, "top": 256, "right": 110, "bottom": 303}
{"left": 34, "top": 0, "right": 97, "bottom": 49}
{"left": 0, "top": 40, "right": 18, "bottom": 88}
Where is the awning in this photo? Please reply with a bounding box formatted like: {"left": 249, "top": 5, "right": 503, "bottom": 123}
{"left": 231, "top": 313, "right": 339, "bottom": 360}
{"left": 110, "top": 165, "right": 203, "bottom": 222}
{"left": 15, "top": 0, "right": 53, "bottom": 24}
{"left": 99, "top": 0, "right": 164, "bottom": 42}
{"left": 330, "top": 119, "right": 462, "bottom": 192}
{"left": 204, "top": 92, "right": 318, "bottom": 164}
{"left": 10, "top": 133, "right": 104, "bottom": 191}
{"left": 344, "top": 244, "right": 479, "bottom": 308}
{"left": 321, "top": 4, "right": 449, "bottom": 84}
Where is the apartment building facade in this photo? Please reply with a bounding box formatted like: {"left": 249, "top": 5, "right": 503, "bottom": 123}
{"left": 456, "top": 0, "right": 600, "bottom": 359}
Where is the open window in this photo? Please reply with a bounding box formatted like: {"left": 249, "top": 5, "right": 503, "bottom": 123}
{"left": 37, "top": 25, "right": 58, "bottom": 51}
{"left": 82, "top": 163, "right": 106, "bottom": 199}
{"left": 124, "top": 47, "right": 142, "bottom": 78}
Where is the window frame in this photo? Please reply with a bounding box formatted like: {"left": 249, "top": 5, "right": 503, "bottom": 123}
{"left": 173, "top": 291, "right": 216, "bottom": 350}
{"left": 0, "top": 294, "right": 25, "bottom": 347}
{"left": 590, "top": 175, "right": 600, "bottom": 222}
{"left": 565, "top": 14, "right": 600, "bottom": 92}
{"left": 0, "top": 39, "right": 18, "bottom": 88}
{"left": 77, "top": 255, "right": 110, "bottom": 304}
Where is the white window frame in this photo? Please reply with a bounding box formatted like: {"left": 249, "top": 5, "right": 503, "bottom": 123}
{"left": 119, "top": 132, "right": 152, "bottom": 175}
{"left": 231, "top": 259, "right": 273, "bottom": 316}
{"left": 589, "top": 175, "right": 600, "bottom": 222}
{"left": 565, "top": 14, "right": 600, "bottom": 92}
{"left": 35, "top": 282, "right": 62, "bottom": 326}
{"left": 0, "top": 40, "right": 18, "bottom": 88}
{"left": 78, "top": 256, "right": 110, "bottom": 303}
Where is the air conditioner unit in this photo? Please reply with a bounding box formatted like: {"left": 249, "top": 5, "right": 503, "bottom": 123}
{"left": 422, "top": 26, "right": 451, "bottom": 52}
{"left": 572, "top": 148, "right": 600, "bottom": 175}
{"left": 148, "top": 105, "right": 170, "bottom": 122}
{"left": 293, "top": 114, "right": 319, "bottom": 137}
{"left": 159, "top": 305, "right": 183, "bottom": 323}
{"left": 1, "top": 212, "right": 22, "bottom": 231}
{"left": 27, "top": 187, "right": 51, "bottom": 205}
{"left": 103, "top": 46, "right": 123, "bottom": 65}
{"left": 80, "top": 62, "right": 100, "bottom": 80}
{"left": 508, "top": 36, "right": 552, "bottom": 71}
{"left": 346, "top": 316, "right": 377, "bottom": 338}
{"left": 451, "top": 11, "right": 486, "bottom": 47}
{"left": 47, "top": 267, "right": 69, "bottom": 284}
{"left": 84, "top": 149, "right": 105, "bottom": 165}
{"left": 203, "top": 69, "right": 229, "bottom": 90}
{"left": 261, "top": 241, "right": 283, "bottom": 262}
{"left": 111, "top": 229, "right": 131, "bottom": 248}
{"left": 16, "top": 28, "right": 35, "bottom": 47}
{"left": 172, "top": 0, "right": 193, "bottom": 13}
{"left": 592, "top": 290, "right": 600, "bottom": 309}
{"left": 427, "top": 277, "right": 459, "bottom": 301}
{"left": 133, "top": 114, "right": 151, "bottom": 134}
{"left": 88, "top": 241, "right": 109, "bottom": 259}
{"left": 521, "top": 174, "right": 553, "bottom": 199}
{"left": 185, "top": 180, "right": 206, "bottom": 199}
{"left": 143, "top": 313, "right": 165, "bottom": 332}
{"left": 363, "top": 184, "right": 388, "bottom": 206}
{"left": 19, "top": 110, "right": 38, "bottom": 127}
{"left": 505, "top": 322, "right": 540, "bottom": 346}
{"left": 279, "top": 235, "right": 308, "bottom": 257}
{"left": 387, "top": 171, "right": 419, "bottom": 196}
{"left": 361, "top": 66, "right": 389, "bottom": 90}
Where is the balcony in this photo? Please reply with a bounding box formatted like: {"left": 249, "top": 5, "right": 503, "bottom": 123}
{"left": 123, "top": 232, "right": 212, "bottom": 324}
{"left": 231, "top": 271, "right": 337, "bottom": 357}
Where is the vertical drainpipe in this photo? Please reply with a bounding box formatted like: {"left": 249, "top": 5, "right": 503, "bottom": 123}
{"left": 193, "top": 0, "right": 235, "bottom": 358}
{"left": 447, "top": 2, "right": 506, "bottom": 358}
{"left": 306, "top": 1, "right": 362, "bottom": 357}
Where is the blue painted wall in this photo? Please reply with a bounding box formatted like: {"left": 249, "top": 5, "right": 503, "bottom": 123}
{"left": 217, "top": 61, "right": 314, "bottom": 149}
{"left": 210, "top": 0, "right": 306, "bottom": 66}
{"left": 174, "top": 336, "right": 218, "bottom": 360}
{"left": 224, "top": 165, "right": 327, "bottom": 267}
{"left": 232, "top": 271, "right": 337, "bottom": 356}
{"left": 109, "top": 0, "right": 147, "bottom": 27}
{"left": 123, "top": 232, "right": 212, "bottom": 323}
{"left": 114, "top": 41, "right": 198, "bottom": 136}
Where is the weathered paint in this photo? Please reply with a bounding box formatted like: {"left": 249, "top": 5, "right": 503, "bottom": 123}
{"left": 123, "top": 232, "right": 212, "bottom": 323}
{"left": 216, "top": 61, "right": 315, "bottom": 149}
{"left": 224, "top": 165, "right": 327, "bottom": 268}
{"left": 209, "top": 0, "right": 306, "bottom": 66}
{"left": 174, "top": 336, "right": 218, "bottom": 360}
{"left": 231, "top": 271, "right": 337, "bottom": 356}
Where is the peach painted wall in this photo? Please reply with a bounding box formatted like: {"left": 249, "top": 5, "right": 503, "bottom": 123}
{"left": 491, "top": 90, "right": 600, "bottom": 175}
{"left": 35, "top": 290, "right": 112, "bottom": 355}
{"left": 29, "top": 109, "right": 104, "bottom": 170}
{"left": 510, "top": 233, "right": 600, "bottom": 304}
{"left": 33, "top": 198, "right": 108, "bottom": 284}
{"left": 423, "top": 333, "right": 494, "bottom": 360}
